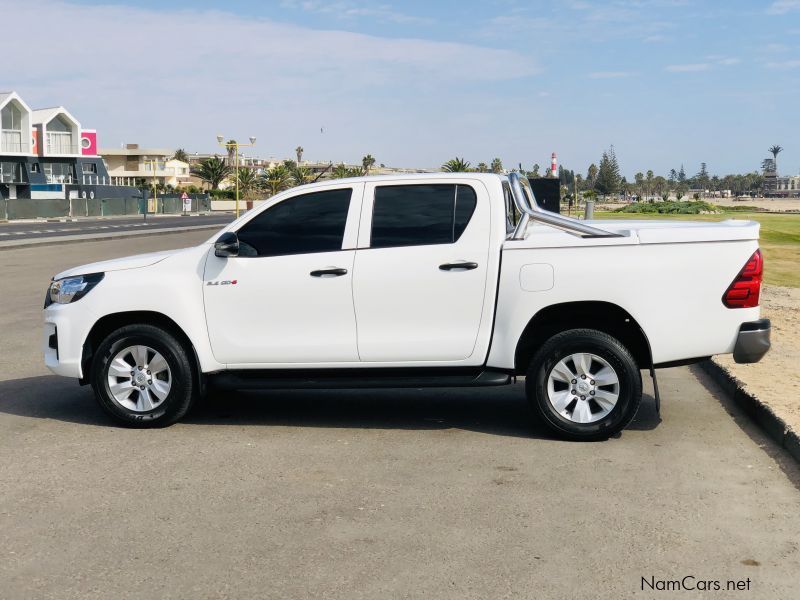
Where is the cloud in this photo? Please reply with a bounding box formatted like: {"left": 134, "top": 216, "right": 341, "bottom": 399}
{"left": 589, "top": 71, "right": 635, "bottom": 79}
{"left": 3, "top": 1, "right": 539, "bottom": 165}
{"left": 765, "top": 59, "right": 800, "bottom": 69}
{"left": 665, "top": 63, "right": 711, "bottom": 72}
{"left": 766, "top": 0, "right": 800, "bottom": 14}
{"left": 279, "top": 0, "right": 432, "bottom": 25}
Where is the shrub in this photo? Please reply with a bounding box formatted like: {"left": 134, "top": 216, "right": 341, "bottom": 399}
{"left": 614, "top": 201, "right": 717, "bottom": 215}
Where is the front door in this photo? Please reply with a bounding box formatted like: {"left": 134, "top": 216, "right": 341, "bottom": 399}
{"left": 353, "top": 181, "right": 491, "bottom": 363}
{"left": 204, "top": 185, "right": 362, "bottom": 365}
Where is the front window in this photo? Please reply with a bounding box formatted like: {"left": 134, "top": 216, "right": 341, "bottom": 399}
{"left": 370, "top": 184, "right": 477, "bottom": 248}
{"left": 236, "top": 188, "right": 352, "bottom": 257}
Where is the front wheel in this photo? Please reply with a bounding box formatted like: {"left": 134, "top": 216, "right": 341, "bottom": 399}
{"left": 91, "top": 324, "right": 197, "bottom": 427}
{"left": 526, "top": 329, "right": 642, "bottom": 441}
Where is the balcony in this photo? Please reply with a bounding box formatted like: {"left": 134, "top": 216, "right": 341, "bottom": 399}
{"left": 1, "top": 129, "right": 29, "bottom": 153}
{"left": 46, "top": 132, "right": 79, "bottom": 155}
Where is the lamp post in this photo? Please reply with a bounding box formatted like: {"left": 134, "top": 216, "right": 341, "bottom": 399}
{"left": 146, "top": 158, "right": 160, "bottom": 215}
{"left": 217, "top": 135, "right": 256, "bottom": 218}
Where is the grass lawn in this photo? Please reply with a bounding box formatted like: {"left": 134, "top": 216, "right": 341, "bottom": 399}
{"left": 594, "top": 211, "right": 800, "bottom": 288}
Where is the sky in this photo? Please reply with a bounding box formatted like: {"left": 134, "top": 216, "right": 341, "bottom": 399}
{"left": 2, "top": 0, "right": 799, "bottom": 178}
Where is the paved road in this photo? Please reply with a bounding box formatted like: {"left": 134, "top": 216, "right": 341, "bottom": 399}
{"left": 0, "top": 214, "right": 233, "bottom": 241}
{"left": 1, "top": 232, "right": 799, "bottom": 599}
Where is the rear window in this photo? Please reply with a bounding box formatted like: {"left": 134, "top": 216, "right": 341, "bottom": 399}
{"left": 370, "top": 184, "right": 477, "bottom": 248}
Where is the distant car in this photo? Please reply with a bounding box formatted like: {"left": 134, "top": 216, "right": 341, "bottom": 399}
{"left": 43, "top": 173, "right": 770, "bottom": 440}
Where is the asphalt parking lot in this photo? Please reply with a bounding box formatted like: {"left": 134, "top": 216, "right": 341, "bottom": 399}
{"left": 1, "top": 231, "right": 799, "bottom": 599}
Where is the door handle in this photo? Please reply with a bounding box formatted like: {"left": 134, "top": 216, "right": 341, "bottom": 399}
{"left": 439, "top": 261, "right": 478, "bottom": 271}
{"left": 310, "top": 267, "right": 348, "bottom": 277}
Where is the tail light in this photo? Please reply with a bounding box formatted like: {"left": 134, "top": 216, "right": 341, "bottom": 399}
{"left": 723, "top": 249, "right": 763, "bottom": 309}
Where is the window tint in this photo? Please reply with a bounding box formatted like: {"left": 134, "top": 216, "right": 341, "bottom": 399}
{"left": 371, "top": 184, "right": 477, "bottom": 248}
{"left": 237, "top": 188, "right": 352, "bottom": 257}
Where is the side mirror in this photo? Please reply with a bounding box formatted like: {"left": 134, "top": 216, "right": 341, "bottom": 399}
{"left": 214, "top": 231, "right": 239, "bottom": 257}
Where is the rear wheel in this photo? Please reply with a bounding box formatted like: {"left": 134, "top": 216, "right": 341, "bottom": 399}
{"left": 91, "top": 324, "right": 197, "bottom": 427}
{"left": 526, "top": 329, "right": 642, "bottom": 441}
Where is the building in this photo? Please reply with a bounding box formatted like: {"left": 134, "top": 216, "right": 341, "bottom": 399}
{"left": 101, "top": 144, "right": 191, "bottom": 188}
{"left": 0, "top": 90, "right": 135, "bottom": 204}
{"left": 775, "top": 175, "right": 800, "bottom": 197}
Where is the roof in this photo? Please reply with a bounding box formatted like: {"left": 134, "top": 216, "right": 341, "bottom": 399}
{"left": 305, "top": 172, "right": 504, "bottom": 186}
{"left": 0, "top": 91, "right": 33, "bottom": 114}
{"left": 31, "top": 106, "right": 80, "bottom": 128}
{"left": 99, "top": 147, "right": 174, "bottom": 157}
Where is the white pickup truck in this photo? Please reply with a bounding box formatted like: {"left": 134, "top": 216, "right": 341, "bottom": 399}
{"left": 43, "top": 173, "right": 770, "bottom": 440}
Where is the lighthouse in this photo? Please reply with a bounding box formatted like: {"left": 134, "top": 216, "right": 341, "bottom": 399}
{"left": 551, "top": 152, "right": 558, "bottom": 177}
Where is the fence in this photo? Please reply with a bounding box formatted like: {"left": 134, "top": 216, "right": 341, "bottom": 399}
{"left": 0, "top": 193, "right": 210, "bottom": 220}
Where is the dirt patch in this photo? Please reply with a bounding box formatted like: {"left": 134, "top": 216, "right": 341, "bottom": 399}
{"left": 713, "top": 285, "right": 800, "bottom": 434}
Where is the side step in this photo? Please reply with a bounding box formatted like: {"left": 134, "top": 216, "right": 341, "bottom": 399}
{"left": 209, "top": 368, "right": 511, "bottom": 391}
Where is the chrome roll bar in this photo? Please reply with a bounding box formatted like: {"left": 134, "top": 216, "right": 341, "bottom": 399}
{"left": 508, "top": 171, "right": 622, "bottom": 240}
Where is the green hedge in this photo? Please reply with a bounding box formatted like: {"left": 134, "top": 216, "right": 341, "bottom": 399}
{"left": 614, "top": 200, "right": 717, "bottom": 215}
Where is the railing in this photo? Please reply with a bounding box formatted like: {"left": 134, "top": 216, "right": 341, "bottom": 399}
{"left": 46, "top": 132, "right": 79, "bottom": 155}
{"left": 1, "top": 129, "right": 28, "bottom": 153}
{"left": 507, "top": 171, "right": 622, "bottom": 239}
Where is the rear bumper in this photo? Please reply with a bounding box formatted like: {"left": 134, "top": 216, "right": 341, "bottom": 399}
{"left": 733, "top": 318, "right": 771, "bottom": 364}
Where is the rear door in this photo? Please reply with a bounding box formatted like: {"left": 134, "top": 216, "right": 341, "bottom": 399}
{"left": 352, "top": 180, "right": 491, "bottom": 363}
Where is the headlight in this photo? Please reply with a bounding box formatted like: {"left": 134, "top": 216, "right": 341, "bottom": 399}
{"left": 45, "top": 273, "right": 104, "bottom": 307}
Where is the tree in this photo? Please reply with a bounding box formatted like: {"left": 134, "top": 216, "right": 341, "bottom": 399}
{"left": 331, "top": 163, "right": 350, "bottom": 179}
{"left": 476, "top": 162, "right": 488, "bottom": 173}
{"left": 768, "top": 144, "right": 782, "bottom": 173}
{"left": 594, "top": 146, "right": 621, "bottom": 197}
{"left": 677, "top": 164, "right": 686, "bottom": 183}
{"left": 695, "top": 162, "right": 710, "bottom": 191}
{"left": 634, "top": 172, "right": 644, "bottom": 198}
{"left": 531, "top": 163, "right": 540, "bottom": 177}
{"left": 490, "top": 157, "right": 503, "bottom": 173}
{"left": 262, "top": 164, "right": 292, "bottom": 196}
{"left": 586, "top": 163, "right": 598, "bottom": 188}
{"left": 236, "top": 167, "right": 260, "bottom": 198}
{"left": 668, "top": 168, "right": 677, "bottom": 184}
{"left": 172, "top": 148, "right": 189, "bottom": 163}
{"left": 441, "top": 157, "right": 471, "bottom": 172}
{"left": 295, "top": 146, "right": 304, "bottom": 163}
{"left": 362, "top": 154, "right": 376, "bottom": 174}
{"left": 225, "top": 139, "right": 237, "bottom": 165}
{"left": 191, "top": 156, "right": 231, "bottom": 190}
{"left": 291, "top": 165, "right": 313, "bottom": 186}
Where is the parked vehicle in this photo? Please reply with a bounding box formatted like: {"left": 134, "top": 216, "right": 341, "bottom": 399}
{"left": 43, "top": 173, "right": 770, "bottom": 440}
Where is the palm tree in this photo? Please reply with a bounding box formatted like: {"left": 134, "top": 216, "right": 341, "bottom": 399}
{"left": 262, "top": 164, "right": 292, "bottom": 196}
{"left": 172, "top": 148, "right": 189, "bottom": 163}
{"left": 191, "top": 156, "right": 231, "bottom": 190}
{"left": 331, "top": 163, "right": 350, "bottom": 179}
{"left": 225, "top": 139, "right": 237, "bottom": 165}
{"left": 490, "top": 158, "right": 503, "bottom": 173}
{"left": 295, "top": 146, "right": 304, "bottom": 163}
{"left": 476, "top": 162, "right": 488, "bottom": 173}
{"left": 236, "top": 168, "right": 260, "bottom": 199}
{"left": 441, "top": 157, "right": 471, "bottom": 172}
{"left": 362, "top": 154, "right": 376, "bottom": 174}
{"left": 531, "top": 163, "right": 540, "bottom": 177}
{"left": 768, "top": 144, "right": 782, "bottom": 173}
{"left": 292, "top": 165, "right": 313, "bottom": 186}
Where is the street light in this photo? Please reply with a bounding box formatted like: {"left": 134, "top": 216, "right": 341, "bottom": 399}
{"left": 217, "top": 135, "right": 256, "bottom": 218}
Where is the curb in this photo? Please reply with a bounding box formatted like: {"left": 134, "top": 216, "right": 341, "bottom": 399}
{"left": 699, "top": 360, "right": 800, "bottom": 463}
{"left": 0, "top": 224, "right": 221, "bottom": 251}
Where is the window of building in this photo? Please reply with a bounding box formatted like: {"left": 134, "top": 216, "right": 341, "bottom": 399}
{"left": 43, "top": 162, "right": 75, "bottom": 183}
{"left": 237, "top": 188, "right": 352, "bottom": 257}
{"left": 30, "top": 163, "right": 40, "bottom": 173}
{"left": 1, "top": 103, "right": 22, "bottom": 130}
{"left": 0, "top": 162, "right": 23, "bottom": 183}
{"left": 370, "top": 184, "right": 477, "bottom": 248}
{"left": 82, "top": 162, "right": 97, "bottom": 174}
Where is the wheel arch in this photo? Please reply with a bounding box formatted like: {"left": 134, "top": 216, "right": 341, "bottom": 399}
{"left": 81, "top": 311, "right": 203, "bottom": 389}
{"left": 513, "top": 301, "right": 652, "bottom": 374}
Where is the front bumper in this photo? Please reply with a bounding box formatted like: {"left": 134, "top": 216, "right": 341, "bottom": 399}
{"left": 733, "top": 318, "right": 771, "bottom": 364}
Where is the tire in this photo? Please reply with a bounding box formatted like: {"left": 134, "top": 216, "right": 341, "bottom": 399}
{"left": 525, "top": 328, "right": 642, "bottom": 441}
{"left": 90, "top": 324, "right": 197, "bottom": 427}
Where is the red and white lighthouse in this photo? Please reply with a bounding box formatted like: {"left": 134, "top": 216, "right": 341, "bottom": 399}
{"left": 551, "top": 152, "right": 558, "bottom": 177}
